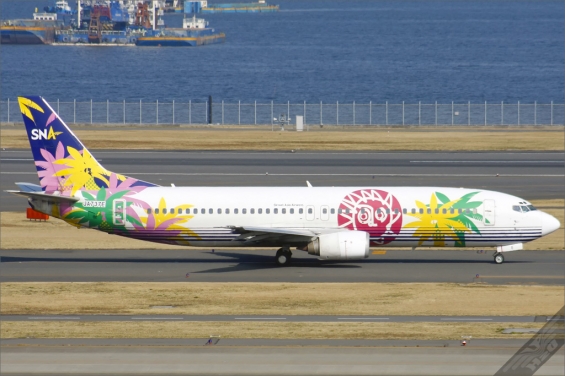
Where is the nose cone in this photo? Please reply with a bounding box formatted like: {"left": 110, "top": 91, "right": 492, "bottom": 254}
{"left": 542, "top": 212, "right": 561, "bottom": 236}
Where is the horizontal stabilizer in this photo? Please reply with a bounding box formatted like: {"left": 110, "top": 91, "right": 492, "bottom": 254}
{"left": 5, "top": 190, "right": 79, "bottom": 204}
{"left": 15, "top": 182, "right": 43, "bottom": 192}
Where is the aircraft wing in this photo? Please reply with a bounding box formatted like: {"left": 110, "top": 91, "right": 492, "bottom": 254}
{"left": 228, "top": 225, "right": 346, "bottom": 245}
{"left": 6, "top": 190, "right": 79, "bottom": 204}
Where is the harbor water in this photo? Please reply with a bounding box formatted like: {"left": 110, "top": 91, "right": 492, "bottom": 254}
{"left": 0, "top": 0, "right": 563, "bottom": 103}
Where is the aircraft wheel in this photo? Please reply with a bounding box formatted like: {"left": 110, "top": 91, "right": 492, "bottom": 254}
{"left": 275, "top": 248, "right": 292, "bottom": 266}
{"left": 494, "top": 253, "right": 504, "bottom": 264}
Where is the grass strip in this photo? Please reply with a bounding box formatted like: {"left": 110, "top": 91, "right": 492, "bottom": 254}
{"left": 0, "top": 321, "right": 547, "bottom": 340}
{"left": 2, "top": 282, "right": 562, "bottom": 316}
{"left": 1, "top": 128, "right": 564, "bottom": 151}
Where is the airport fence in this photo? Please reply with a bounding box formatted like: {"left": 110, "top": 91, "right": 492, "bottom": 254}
{"left": 1, "top": 99, "right": 564, "bottom": 127}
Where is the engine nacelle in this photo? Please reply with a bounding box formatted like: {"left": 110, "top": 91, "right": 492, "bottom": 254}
{"left": 307, "top": 231, "right": 370, "bottom": 260}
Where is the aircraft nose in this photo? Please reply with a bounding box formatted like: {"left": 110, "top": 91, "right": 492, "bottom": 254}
{"left": 541, "top": 212, "right": 561, "bottom": 236}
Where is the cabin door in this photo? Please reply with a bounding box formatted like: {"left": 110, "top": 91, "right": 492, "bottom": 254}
{"left": 113, "top": 199, "right": 127, "bottom": 226}
{"left": 483, "top": 199, "right": 495, "bottom": 226}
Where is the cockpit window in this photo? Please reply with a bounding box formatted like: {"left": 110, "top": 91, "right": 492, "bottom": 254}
{"left": 527, "top": 205, "right": 537, "bottom": 211}
{"left": 512, "top": 205, "right": 521, "bottom": 212}
{"left": 520, "top": 205, "right": 530, "bottom": 212}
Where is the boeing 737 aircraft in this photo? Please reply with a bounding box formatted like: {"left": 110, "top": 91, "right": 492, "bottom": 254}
{"left": 8, "top": 96, "right": 561, "bottom": 265}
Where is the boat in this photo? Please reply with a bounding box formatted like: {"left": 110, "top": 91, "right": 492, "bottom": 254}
{"left": 185, "top": 0, "right": 279, "bottom": 14}
{"left": 136, "top": 14, "right": 225, "bottom": 46}
{"left": 44, "top": 0, "right": 76, "bottom": 15}
{"left": 0, "top": 12, "right": 64, "bottom": 44}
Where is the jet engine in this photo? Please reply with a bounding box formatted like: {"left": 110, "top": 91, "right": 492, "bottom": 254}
{"left": 306, "top": 231, "right": 370, "bottom": 260}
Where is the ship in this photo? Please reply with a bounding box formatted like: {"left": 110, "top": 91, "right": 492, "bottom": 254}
{"left": 136, "top": 14, "right": 225, "bottom": 46}
{"left": 1, "top": 12, "right": 65, "bottom": 44}
{"left": 43, "top": 0, "right": 76, "bottom": 15}
{"left": 185, "top": 0, "right": 279, "bottom": 14}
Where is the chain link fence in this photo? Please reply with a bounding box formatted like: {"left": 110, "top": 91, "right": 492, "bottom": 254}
{"left": 1, "top": 99, "right": 563, "bottom": 126}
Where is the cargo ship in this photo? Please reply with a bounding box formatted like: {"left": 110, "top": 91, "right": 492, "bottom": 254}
{"left": 1, "top": 12, "right": 64, "bottom": 44}
{"left": 43, "top": 0, "right": 76, "bottom": 15}
{"left": 185, "top": 0, "right": 279, "bottom": 14}
{"left": 136, "top": 15, "right": 225, "bottom": 46}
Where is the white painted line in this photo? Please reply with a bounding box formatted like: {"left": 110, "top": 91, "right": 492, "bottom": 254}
{"left": 234, "top": 318, "right": 287, "bottom": 320}
{"left": 411, "top": 161, "right": 562, "bottom": 163}
{"left": 440, "top": 318, "right": 493, "bottom": 321}
{"left": 338, "top": 318, "right": 389, "bottom": 320}
{"left": 131, "top": 317, "right": 183, "bottom": 320}
{"left": 0, "top": 159, "right": 34, "bottom": 161}
{"left": 28, "top": 317, "right": 80, "bottom": 320}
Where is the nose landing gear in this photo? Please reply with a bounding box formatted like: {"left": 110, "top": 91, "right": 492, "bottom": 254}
{"left": 493, "top": 252, "right": 505, "bottom": 264}
{"left": 275, "top": 247, "right": 292, "bottom": 266}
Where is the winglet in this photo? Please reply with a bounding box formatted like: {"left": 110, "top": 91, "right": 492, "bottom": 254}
{"left": 306, "top": 181, "right": 313, "bottom": 188}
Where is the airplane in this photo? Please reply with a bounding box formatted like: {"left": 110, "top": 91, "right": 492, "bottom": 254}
{"left": 8, "top": 96, "right": 561, "bottom": 265}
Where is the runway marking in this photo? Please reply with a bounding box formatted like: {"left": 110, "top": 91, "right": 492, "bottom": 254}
{"left": 411, "top": 161, "right": 563, "bottom": 164}
{"left": 0, "top": 159, "right": 34, "bottom": 161}
{"left": 234, "top": 317, "right": 287, "bottom": 320}
{"left": 1, "top": 172, "right": 563, "bottom": 177}
{"left": 440, "top": 318, "right": 493, "bottom": 321}
{"left": 338, "top": 318, "right": 389, "bottom": 320}
{"left": 28, "top": 316, "right": 80, "bottom": 320}
{"left": 131, "top": 317, "right": 183, "bottom": 320}
{"left": 372, "top": 251, "right": 387, "bottom": 255}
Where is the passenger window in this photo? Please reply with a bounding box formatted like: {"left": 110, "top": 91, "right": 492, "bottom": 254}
{"left": 450, "top": 209, "right": 454, "bottom": 214}
{"left": 209, "top": 208, "right": 213, "bottom": 214}
{"left": 308, "top": 208, "right": 313, "bottom": 214}
{"left": 394, "top": 208, "right": 399, "bottom": 214}
{"left": 258, "top": 208, "right": 262, "bottom": 214}
{"left": 385, "top": 209, "right": 390, "bottom": 214}
{"left": 322, "top": 208, "right": 327, "bottom": 214}
{"left": 201, "top": 208, "right": 205, "bottom": 214}
{"left": 427, "top": 209, "right": 431, "bottom": 214}
{"left": 147, "top": 209, "right": 152, "bottom": 214}
{"left": 170, "top": 208, "right": 174, "bottom": 214}
{"left": 274, "top": 208, "right": 278, "bottom": 214}
{"left": 299, "top": 208, "right": 304, "bottom": 214}
{"left": 434, "top": 209, "right": 439, "bottom": 214}
{"left": 282, "top": 208, "right": 286, "bottom": 214}
{"left": 442, "top": 209, "right": 446, "bottom": 214}
{"left": 419, "top": 209, "right": 424, "bottom": 214}
{"left": 193, "top": 208, "right": 197, "bottom": 214}
{"left": 234, "top": 209, "right": 239, "bottom": 214}
{"left": 330, "top": 208, "right": 335, "bottom": 214}
{"left": 242, "top": 209, "right": 247, "bottom": 214}
{"left": 218, "top": 208, "right": 222, "bottom": 214}
{"left": 163, "top": 208, "right": 167, "bottom": 214}
{"left": 290, "top": 208, "right": 294, "bottom": 214}
{"left": 251, "top": 208, "right": 255, "bottom": 214}
{"left": 338, "top": 208, "right": 343, "bottom": 214}
{"left": 226, "top": 208, "right": 230, "bottom": 214}
{"left": 266, "top": 208, "right": 270, "bottom": 214}
{"left": 458, "top": 209, "right": 463, "bottom": 214}
{"left": 411, "top": 208, "right": 416, "bottom": 214}
{"left": 186, "top": 208, "right": 190, "bottom": 214}
{"left": 178, "top": 208, "right": 183, "bottom": 214}
{"left": 155, "top": 208, "right": 159, "bottom": 214}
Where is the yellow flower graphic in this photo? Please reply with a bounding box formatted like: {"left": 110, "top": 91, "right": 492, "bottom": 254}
{"left": 405, "top": 193, "right": 472, "bottom": 247}
{"left": 18, "top": 97, "right": 44, "bottom": 123}
{"left": 54, "top": 146, "right": 123, "bottom": 194}
{"left": 138, "top": 197, "right": 200, "bottom": 244}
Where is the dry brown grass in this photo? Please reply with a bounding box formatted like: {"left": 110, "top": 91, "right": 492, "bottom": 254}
{"left": 2, "top": 201, "right": 561, "bottom": 250}
{"left": 0, "top": 321, "right": 547, "bottom": 340}
{"left": 1, "top": 282, "right": 562, "bottom": 316}
{"left": 1, "top": 127, "right": 563, "bottom": 151}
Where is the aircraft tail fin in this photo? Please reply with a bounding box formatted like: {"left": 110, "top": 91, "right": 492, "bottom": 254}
{"left": 18, "top": 96, "right": 157, "bottom": 195}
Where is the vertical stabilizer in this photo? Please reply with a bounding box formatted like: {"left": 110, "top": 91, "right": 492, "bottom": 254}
{"left": 18, "top": 96, "right": 157, "bottom": 195}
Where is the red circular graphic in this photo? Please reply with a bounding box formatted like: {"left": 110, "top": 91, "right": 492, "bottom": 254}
{"left": 337, "top": 189, "right": 403, "bottom": 245}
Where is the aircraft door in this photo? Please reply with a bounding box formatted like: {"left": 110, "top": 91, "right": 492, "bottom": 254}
{"left": 483, "top": 199, "right": 495, "bottom": 226}
{"left": 306, "top": 205, "right": 315, "bottom": 221}
{"left": 113, "top": 199, "right": 126, "bottom": 226}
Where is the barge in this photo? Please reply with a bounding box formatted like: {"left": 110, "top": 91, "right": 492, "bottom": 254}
{"left": 136, "top": 15, "right": 225, "bottom": 46}
{"left": 185, "top": 0, "right": 279, "bottom": 14}
{"left": 1, "top": 12, "right": 64, "bottom": 44}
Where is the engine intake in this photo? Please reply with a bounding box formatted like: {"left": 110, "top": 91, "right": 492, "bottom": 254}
{"left": 307, "top": 231, "right": 370, "bottom": 260}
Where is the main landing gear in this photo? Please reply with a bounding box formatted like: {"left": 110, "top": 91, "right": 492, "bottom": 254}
{"left": 493, "top": 252, "right": 505, "bottom": 264}
{"left": 275, "top": 247, "right": 292, "bottom": 266}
